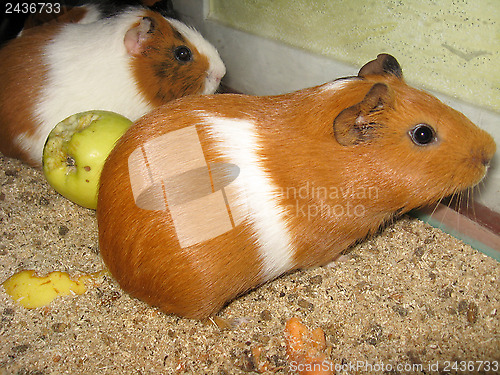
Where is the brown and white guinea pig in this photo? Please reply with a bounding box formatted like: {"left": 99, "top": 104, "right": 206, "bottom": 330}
{"left": 0, "top": 3, "right": 226, "bottom": 167}
{"left": 96, "top": 54, "right": 496, "bottom": 319}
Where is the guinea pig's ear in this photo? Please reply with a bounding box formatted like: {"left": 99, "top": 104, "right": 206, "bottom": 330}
{"left": 358, "top": 54, "right": 403, "bottom": 79}
{"left": 124, "top": 17, "right": 155, "bottom": 56}
{"left": 333, "top": 83, "right": 394, "bottom": 146}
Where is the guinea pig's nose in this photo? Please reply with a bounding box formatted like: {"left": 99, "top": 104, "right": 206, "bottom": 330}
{"left": 208, "top": 72, "right": 223, "bottom": 83}
{"left": 209, "top": 65, "right": 226, "bottom": 82}
{"left": 476, "top": 148, "right": 494, "bottom": 167}
{"left": 476, "top": 136, "right": 497, "bottom": 167}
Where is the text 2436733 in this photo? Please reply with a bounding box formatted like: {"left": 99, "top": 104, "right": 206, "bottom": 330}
{"left": 5, "top": 2, "right": 61, "bottom": 14}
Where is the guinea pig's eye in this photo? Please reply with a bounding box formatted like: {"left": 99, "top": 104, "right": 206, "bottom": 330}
{"left": 174, "top": 46, "right": 193, "bottom": 62}
{"left": 409, "top": 124, "right": 436, "bottom": 146}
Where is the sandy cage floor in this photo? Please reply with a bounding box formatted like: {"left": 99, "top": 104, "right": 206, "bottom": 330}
{"left": 0, "top": 153, "right": 498, "bottom": 374}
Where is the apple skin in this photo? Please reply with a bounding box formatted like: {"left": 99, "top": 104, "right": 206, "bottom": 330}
{"left": 43, "top": 110, "right": 132, "bottom": 209}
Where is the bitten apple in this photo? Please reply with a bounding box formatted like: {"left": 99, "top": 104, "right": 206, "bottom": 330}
{"left": 43, "top": 110, "right": 132, "bottom": 209}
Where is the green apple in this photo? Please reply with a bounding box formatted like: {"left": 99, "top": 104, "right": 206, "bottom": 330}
{"left": 43, "top": 110, "right": 132, "bottom": 209}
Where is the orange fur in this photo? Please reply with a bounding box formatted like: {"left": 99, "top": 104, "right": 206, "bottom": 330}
{"left": 98, "top": 110, "right": 264, "bottom": 318}
{"left": 0, "top": 23, "right": 58, "bottom": 164}
{"left": 97, "top": 55, "right": 496, "bottom": 319}
{"left": 130, "top": 10, "right": 209, "bottom": 107}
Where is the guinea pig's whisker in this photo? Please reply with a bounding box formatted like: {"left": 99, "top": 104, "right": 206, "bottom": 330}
{"left": 474, "top": 179, "right": 487, "bottom": 207}
{"left": 458, "top": 190, "right": 465, "bottom": 211}
{"left": 458, "top": 190, "right": 467, "bottom": 228}
{"left": 469, "top": 185, "right": 482, "bottom": 221}
{"left": 428, "top": 194, "right": 446, "bottom": 219}
{"left": 467, "top": 188, "right": 474, "bottom": 216}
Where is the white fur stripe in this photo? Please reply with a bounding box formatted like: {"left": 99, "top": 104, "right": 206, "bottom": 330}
{"left": 201, "top": 114, "right": 295, "bottom": 281}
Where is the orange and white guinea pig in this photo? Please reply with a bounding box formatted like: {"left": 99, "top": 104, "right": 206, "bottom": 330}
{"left": 0, "top": 3, "right": 225, "bottom": 167}
{"left": 97, "top": 54, "right": 496, "bottom": 319}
